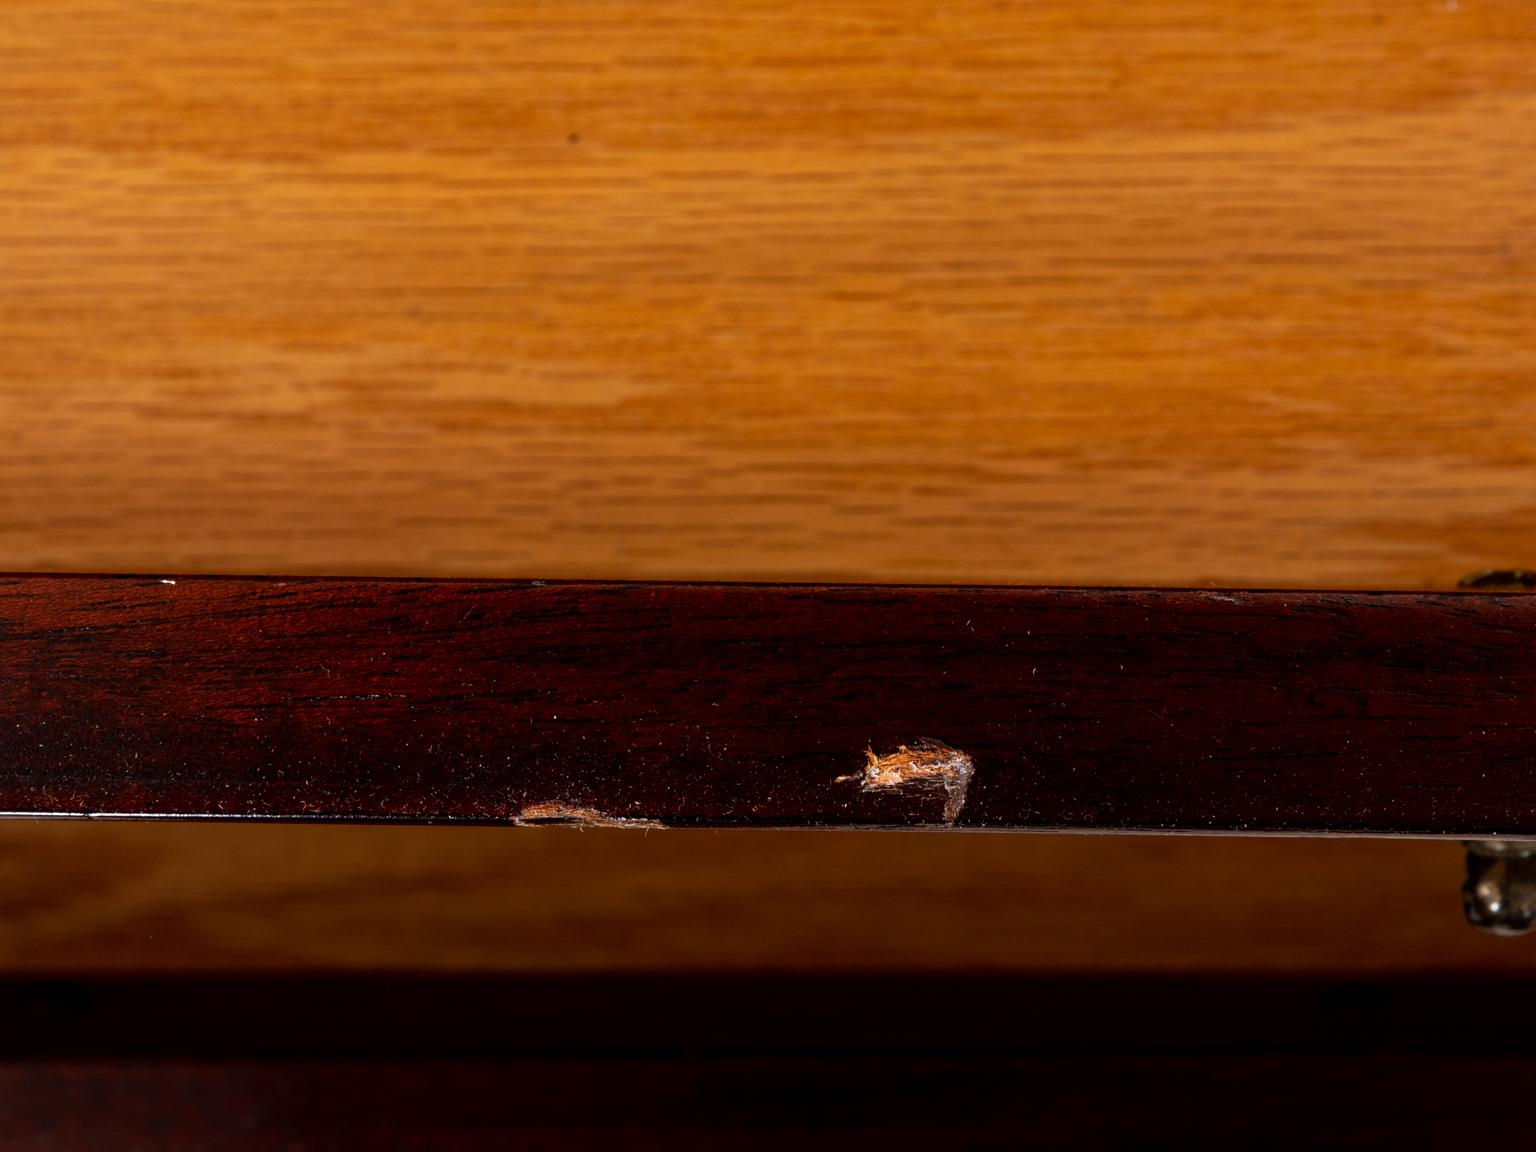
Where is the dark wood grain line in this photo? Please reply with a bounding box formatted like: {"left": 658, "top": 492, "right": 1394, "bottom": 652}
{"left": 2, "top": 576, "right": 1534, "bottom": 834}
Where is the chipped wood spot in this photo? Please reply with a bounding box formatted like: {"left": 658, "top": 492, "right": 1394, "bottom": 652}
{"left": 515, "top": 802, "right": 662, "bottom": 829}
{"left": 837, "top": 739, "right": 975, "bottom": 823}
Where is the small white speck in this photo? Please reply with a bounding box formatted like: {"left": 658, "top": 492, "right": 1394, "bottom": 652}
{"left": 160, "top": 579, "right": 176, "bottom": 585}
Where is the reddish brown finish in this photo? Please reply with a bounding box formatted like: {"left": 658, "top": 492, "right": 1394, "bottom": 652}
{"left": 2, "top": 575, "right": 1534, "bottom": 833}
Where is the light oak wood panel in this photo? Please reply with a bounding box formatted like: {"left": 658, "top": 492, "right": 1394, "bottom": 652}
{"left": 0, "top": 824, "right": 1528, "bottom": 974}
{"left": 3, "top": 1, "right": 1535, "bottom": 585}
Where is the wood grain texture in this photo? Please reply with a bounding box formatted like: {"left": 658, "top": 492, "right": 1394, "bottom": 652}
{"left": 4, "top": 1, "right": 1536, "bottom": 586}
{"left": 5, "top": 2, "right": 1536, "bottom": 976}
{"left": 2, "top": 824, "right": 1531, "bottom": 974}
{"left": 6, "top": 576, "right": 1536, "bottom": 833}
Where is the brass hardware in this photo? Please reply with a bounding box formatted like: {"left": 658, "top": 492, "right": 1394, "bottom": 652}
{"left": 1463, "top": 840, "right": 1536, "bottom": 935}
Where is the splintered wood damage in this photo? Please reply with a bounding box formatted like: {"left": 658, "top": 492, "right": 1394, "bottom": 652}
{"left": 838, "top": 739, "right": 975, "bottom": 823}
{"left": 515, "top": 803, "right": 662, "bottom": 829}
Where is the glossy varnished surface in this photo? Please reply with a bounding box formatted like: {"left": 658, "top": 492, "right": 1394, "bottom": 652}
{"left": 3, "top": 576, "right": 1535, "bottom": 833}
{"left": 3, "top": 1, "right": 1535, "bottom": 586}
{"left": 1, "top": 825, "right": 1525, "bottom": 974}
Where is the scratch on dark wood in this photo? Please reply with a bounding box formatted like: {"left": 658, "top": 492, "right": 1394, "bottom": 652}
{"left": 837, "top": 740, "right": 975, "bottom": 824}
{"left": 514, "top": 803, "right": 663, "bottom": 829}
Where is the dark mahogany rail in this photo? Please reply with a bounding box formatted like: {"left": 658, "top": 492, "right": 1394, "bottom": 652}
{"left": 1, "top": 575, "right": 1533, "bottom": 834}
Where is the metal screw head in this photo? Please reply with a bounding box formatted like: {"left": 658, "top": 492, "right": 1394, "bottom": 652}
{"left": 1464, "top": 841, "right": 1536, "bottom": 935}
